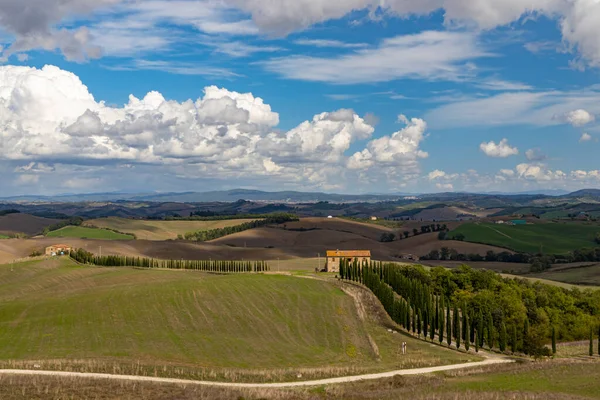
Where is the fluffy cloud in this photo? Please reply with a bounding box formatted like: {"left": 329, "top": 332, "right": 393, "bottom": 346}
{"left": 347, "top": 115, "right": 428, "bottom": 176}
{"left": 479, "top": 139, "right": 519, "bottom": 158}
{"left": 0, "top": 64, "right": 432, "bottom": 192}
{"left": 580, "top": 132, "right": 592, "bottom": 142}
{"left": 564, "top": 109, "right": 595, "bottom": 126}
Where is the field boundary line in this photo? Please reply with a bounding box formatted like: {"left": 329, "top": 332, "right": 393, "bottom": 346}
{"left": 0, "top": 358, "right": 513, "bottom": 388}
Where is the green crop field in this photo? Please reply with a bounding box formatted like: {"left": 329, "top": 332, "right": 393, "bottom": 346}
{"left": 84, "top": 217, "right": 262, "bottom": 240}
{"left": 449, "top": 222, "right": 600, "bottom": 254}
{"left": 0, "top": 234, "right": 8, "bottom": 239}
{"left": 0, "top": 259, "right": 471, "bottom": 381}
{"left": 46, "top": 226, "right": 134, "bottom": 240}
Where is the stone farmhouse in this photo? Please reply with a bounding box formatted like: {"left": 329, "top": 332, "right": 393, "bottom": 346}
{"left": 326, "top": 250, "right": 371, "bottom": 273}
{"left": 45, "top": 244, "right": 73, "bottom": 256}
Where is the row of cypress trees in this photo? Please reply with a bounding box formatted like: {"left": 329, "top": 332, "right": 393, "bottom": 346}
{"left": 339, "top": 259, "right": 553, "bottom": 356}
{"left": 69, "top": 248, "right": 269, "bottom": 273}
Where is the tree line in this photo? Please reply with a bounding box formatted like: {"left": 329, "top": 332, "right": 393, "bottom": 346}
{"left": 339, "top": 260, "right": 600, "bottom": 357}
{"left": 421, "top": 248, "right": 531, "bottom": 263}
{"left": 379, "top": 224, "right": 449, "bottom": 243}
{"left": 69, "top": 248, "right": 269, "bottom": 273}
{"left": 182, "top": 213, "right": 298, "bottom": 241}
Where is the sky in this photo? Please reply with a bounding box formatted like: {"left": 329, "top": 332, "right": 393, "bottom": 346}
{"left": 1, "top": 0, "right": 600, "bottom": 196}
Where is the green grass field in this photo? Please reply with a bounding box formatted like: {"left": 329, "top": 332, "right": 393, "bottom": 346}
{"left": 449, "top": 222, "right": 600, "bottom": 254}
{"left": 0, "top": 259, "right": 471, "bottom": 381}
{"left": 84, "top": 217, "right": 262, "bottom": 240}
{"left": 0, "top": 234, "right": 8, "bottom": 239}
{"left": 46, "top": 226, "right": 134, "bottom": 240}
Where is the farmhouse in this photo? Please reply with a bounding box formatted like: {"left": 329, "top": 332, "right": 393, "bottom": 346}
{"left": 45, "top": 244, "right": 73, "bottom": 256}
{"left": 326, "top": 250, "right": 371, "bottom": 273}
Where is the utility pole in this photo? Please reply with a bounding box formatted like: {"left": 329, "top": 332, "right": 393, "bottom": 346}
{"left": 277, "top": 257, "right": 280, "bottom": 272}
{"left": 99, "top": 246, "right": 102, "bottom": 258}
{"left": 317, "top": 253, "right": 320, "bottom": 271}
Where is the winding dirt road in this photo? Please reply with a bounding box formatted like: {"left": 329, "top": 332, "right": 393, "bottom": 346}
{"left": 0, "top": 357, "right": 513, "bottom": 388}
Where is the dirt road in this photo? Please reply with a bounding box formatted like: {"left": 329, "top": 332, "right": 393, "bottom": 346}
{"left": 0, "top": 357, "right": 513, "bottom": 388}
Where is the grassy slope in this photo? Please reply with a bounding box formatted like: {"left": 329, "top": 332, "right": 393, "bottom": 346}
{"left": 0, "top": 235, "right": 8, "bottom": 239}
{"left": 84, "top": 217, "right": 261, "bottom": 240}
{"left": 450, "top": 222, "right": 600, "bottom": 254}
{"left": 0, "top": 259, "right": 471, "bottom": 379}
{"left": 46, "top": 226, "right": 134, "bottom": 240}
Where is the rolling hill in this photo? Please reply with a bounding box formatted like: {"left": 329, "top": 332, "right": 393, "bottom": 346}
{"left": 0, "top": 213, "right": 60, "bottom": 236}
{"left": 84, "top": 217, "right": 262, "bottom": 241}
{"left": 449, "top": 222, "right": 600, "bottom": 254}
{"left": 0, "top": 258, "right": 472, "bottom": 380}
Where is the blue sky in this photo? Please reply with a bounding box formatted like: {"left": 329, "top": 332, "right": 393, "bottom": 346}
{"left": 1, "top": 0, "right": 600, "bottom": 195}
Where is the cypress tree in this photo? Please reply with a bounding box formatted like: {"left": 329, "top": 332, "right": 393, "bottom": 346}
{"left": 439, "top": 304, "right": 444, "bottom": 344}
{"left": 465, "top": 314, "right": 470, "bottom": 351}
{"left": 453, "top": 305, "right": 459, "bottom": 341}
{"left": 590, "top": 327, "right": 594, "bottom": 357}
{"left": 475, "top": 329, "right": 479, "bottom": 352}
{"left": 499, "top": 321, "right": 507, "bottom": 352}
{"left": 478, "top": 314, "right": 484, "bottom": 348}
{"left": 487, "top": 313, "right": 494, "bottom": 350}
{"left": 511, "top": 325, "right": 517, "bottom": 354}
{"left": 462, "top": 305, "right": 468, "bottom": 342}
{"left": 598, "top": 325, "right": 600, "bottom": 356}
{"left": 456, "top": 313, "right": 461, "bottom": 349}
{"left": 417, "top": 311, "right": 422, "bottom": 337}
{"left": 551, "top": 326, "right": 556, "bottom": 355}
{"left": 429, "top": 308, "right": 435, "bottom": 341}
{"left": 446, "top": 305, "right": 451, "bottom": 346}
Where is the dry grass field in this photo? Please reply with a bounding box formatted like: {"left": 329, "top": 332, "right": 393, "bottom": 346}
{"left": 1, "top": 360, "right": 599, "bottom": 399}
{"left": 0, "top": 258, "right": 473, "bottom": 382}
{"left": 84, "top": 217, "right": 262, "bottom": 240}
{"left": 0, "top": 214, "right": 59, "bottom": 236}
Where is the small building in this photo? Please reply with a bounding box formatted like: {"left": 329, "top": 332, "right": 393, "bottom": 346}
{"left": 370, "top": 216, "right": 378, "bottom": 221}
{"left": 45, "top": 244, "right": 73, "bottom": 256}
{"left": 326, "top": 250, "right": 371, "bottom": 273}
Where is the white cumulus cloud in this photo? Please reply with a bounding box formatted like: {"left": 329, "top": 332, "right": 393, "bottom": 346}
{"left": 0, "top": 64, "right": 431, "bottom": 192}
{"left": 480, "top": 139, "right": 519, "bottom": 158}
{"left": 564, "top": 109, "right": 595, "bottom": 126}
{"left": 580, "top": 132, "right": 592, "bottom": 142}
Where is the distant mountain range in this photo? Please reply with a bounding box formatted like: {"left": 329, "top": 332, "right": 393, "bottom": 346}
{"left": 1, "top": 188, "right": 599, "bottom": 204}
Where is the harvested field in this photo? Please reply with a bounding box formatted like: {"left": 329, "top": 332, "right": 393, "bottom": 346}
{"left": 0, "top": 214, "right": 60, "bottom": 236}
{"left": 84, "top": 217, "right": 262, "bottom": 241}
{"left": 0, "top": 217, "right": 512, "bottom": 266}
{"left": 531, "top": 263, "right": 600, "bottom": 286}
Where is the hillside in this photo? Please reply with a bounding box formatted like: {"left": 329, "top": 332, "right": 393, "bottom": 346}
{"left": 84, "top": 217, "right": 261, "bottom": 240}
{"left": 46, "top": 226, "right": 135, "bottom": 240}
{"left": 449, "top": 222, "right": 600, "bottom": 254}
{"left": 0, "top": 214, "right": 60, "bottom": 236}
{"left": 0, "top": 258, "right": 471, "bottom": 380}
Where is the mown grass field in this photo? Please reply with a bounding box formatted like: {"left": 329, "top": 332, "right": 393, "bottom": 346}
{"left": 84, "top": 217, "right": 261, "bottom": 240}
{"left": 0, "top": 258, "right": 471, "bottom": 381}
{"left": 449, "top": 222, "right": 600, "bottom": 254}
{"left": 45, "top": 226, "right": 134, "bottom": 240}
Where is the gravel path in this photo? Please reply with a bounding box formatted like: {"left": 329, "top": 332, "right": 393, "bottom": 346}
{"left": 0, "top": 357, "right": 513, "bottom": 388}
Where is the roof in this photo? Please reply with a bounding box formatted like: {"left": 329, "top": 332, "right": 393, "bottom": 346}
{"left": 326, "top": 250, "right": 371, "bottom": 258}
{"left": 47, "top": 244, "right": 72, "bottom": 249}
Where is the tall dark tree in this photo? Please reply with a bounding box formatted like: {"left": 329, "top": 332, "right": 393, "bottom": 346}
{"left": 499, "top": 321, "right": 507, "bottom": 352}
{"left": 446, "top": 305, "right": 452, "bottom": 346}
{"left": 511, "top": 325, "right": 518, "bottom": 354}
{"left": 551, "top": 326, "right": 557, "bottom": 355}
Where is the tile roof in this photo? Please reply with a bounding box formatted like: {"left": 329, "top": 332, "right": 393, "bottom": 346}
{"left": 326, "top": 250, "right": 371, "bottom": 258}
